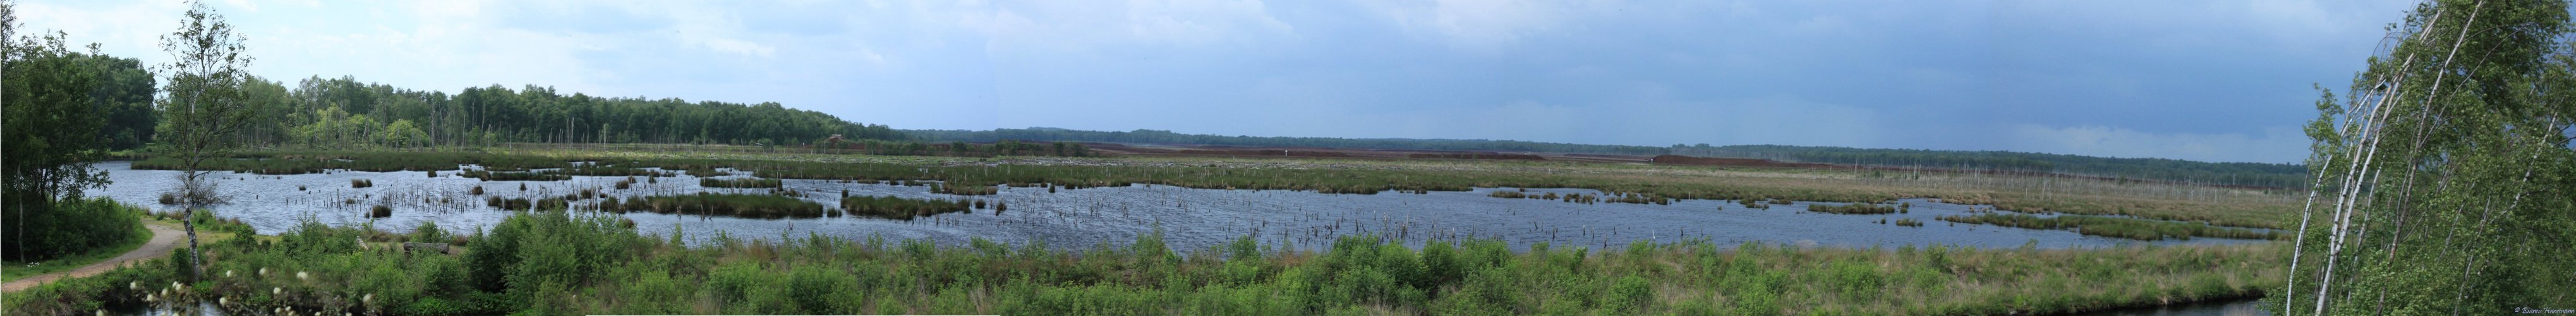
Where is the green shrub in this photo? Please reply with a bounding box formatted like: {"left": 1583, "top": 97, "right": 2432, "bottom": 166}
{"left": 1609, "top": 276, "right": 1654, "bottom": 312}
{"left": 1, "top": 198, "right": 145, "bottom": 261}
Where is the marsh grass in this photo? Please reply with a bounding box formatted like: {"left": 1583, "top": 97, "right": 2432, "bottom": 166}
{"left": 619, "top": 194, "right": 828, "bottom": 219}
{"left": 1807, "top": 203, "right": 1899, "bottom": 215}
{"left": 1, "top": 211, "right": 2283, "bottom": 315}
{"left": 1934, "top": 214, "right": 2278, "bottom": 241}
{"left": 838, "top": 195, "right": 970, "bottom": 220}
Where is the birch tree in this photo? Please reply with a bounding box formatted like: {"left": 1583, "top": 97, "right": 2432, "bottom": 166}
{"left": 156, "top": 0, "right": 255, "bottom": 280}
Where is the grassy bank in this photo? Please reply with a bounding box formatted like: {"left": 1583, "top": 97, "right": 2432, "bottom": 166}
{"left": 4, "top": 211, "right": 2281, "bottom": 315}
{"left": 1935, "top": 214, "right": 2280, "bottom": 241}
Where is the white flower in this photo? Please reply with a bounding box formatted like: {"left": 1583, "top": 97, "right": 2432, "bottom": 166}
{"left": 297, "top": 271, "right": 310, "bottom": 281}
{"left": 143, "top": 293, "right": 155, "bottom": 302}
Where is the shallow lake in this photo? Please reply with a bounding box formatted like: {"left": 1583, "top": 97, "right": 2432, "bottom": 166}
{"left": 87, "top": 161, "right": 2263, "bottom": 252}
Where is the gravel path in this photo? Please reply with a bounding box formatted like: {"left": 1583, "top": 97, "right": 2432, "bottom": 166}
{"left": 1, "top": 221, "right": 185, "bottom": 293}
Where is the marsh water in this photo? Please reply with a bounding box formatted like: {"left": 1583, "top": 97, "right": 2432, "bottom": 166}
{"left": 85, "top": 161, "right": 2263, "bottom": 252}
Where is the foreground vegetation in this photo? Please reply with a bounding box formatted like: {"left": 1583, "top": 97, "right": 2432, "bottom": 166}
{"left": 0, "top": 200, "right": 152, "bottom": 281}
{"left": 3, "top": 210, "right": 2282, "bottom": 315}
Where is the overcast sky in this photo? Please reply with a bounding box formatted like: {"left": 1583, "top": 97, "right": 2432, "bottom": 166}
{"left": 20, "top": 0, "right": 2417, "bottom": 163}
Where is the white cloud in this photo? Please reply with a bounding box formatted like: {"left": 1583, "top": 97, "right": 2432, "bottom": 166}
{"left": 2009, "top": 125, "right": 2310, "bottom": 163}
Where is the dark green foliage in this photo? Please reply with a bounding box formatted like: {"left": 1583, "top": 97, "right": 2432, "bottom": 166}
{"left": 619, "top": 194, "right": 828, "bottom": 219}
{"left": 485, "top": 197, "right": 531, "bottom": 211}
{"left": 699, "top": 178, "right": 782, "bottom": 188}
{"left": 838, "top": 195, "right": 969, "bottom": 220}
{"left": 410, "top": 221, "right": 450, "bottom": 243}
{"left": 351, "top": 178, "right": 373, "bottom": 188}
{"left": 1935, "top": 214, "right": 2275, "bottom": 241}
{"left": 3, "top": 198, "right": 143, "bottom": 261}
{"left": 370, "top": 204, "right": 394, "bottom": 218}
{"left": 3, "top": 30, "right": 126, "bottom": 262}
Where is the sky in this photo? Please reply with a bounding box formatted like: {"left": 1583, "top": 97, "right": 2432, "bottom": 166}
{"left": 18, "top": 0, "right": 2420, "bottom": 163}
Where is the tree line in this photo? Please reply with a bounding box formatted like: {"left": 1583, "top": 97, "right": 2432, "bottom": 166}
{"left": 195, "top": 76, "right": 905, "bottom": 150}
{"left": 1670, "top": 144, "right": 2311, "bottom": 188}
{"left": 902, "top": 127, "right": 1672, "bottom": 155}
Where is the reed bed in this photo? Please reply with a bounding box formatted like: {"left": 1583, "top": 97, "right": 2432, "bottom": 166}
{"left": 617, "top": 194, "right": 829, "bottom": 219}
{"left": 838, "top": 195, "right": 971, "bottom": 220}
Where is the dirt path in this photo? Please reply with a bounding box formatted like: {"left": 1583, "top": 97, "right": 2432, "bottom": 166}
{"left": 1, "top": 222, "right": 186, "bottom": 293}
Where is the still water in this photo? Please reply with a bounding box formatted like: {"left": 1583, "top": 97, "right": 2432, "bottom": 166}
{"left": 87, "top": 161, "right": 2261, "bottom": 252}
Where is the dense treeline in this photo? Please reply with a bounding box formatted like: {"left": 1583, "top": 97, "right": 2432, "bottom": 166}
{"left": 76, "top": 74, "right": 907, "bottom": 151}
{"left": 904, "top": 127, "right": 1670, "bottom": 155}
{"left": 202, "top": 76, "right": 905, "bottom": 149}
{"left": 1671, "top": 144, "right": 2309, "bottom": 188}
{"left": 2, "top": 21, "right": 146, "bottom": 260}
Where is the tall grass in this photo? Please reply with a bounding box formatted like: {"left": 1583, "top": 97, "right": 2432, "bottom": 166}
{"left": 2, "top": 212, "right": 2283, "bottom": 315}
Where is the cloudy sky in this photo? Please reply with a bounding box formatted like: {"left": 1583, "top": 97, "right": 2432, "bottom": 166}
{"left": 19, "top": 0, "right": 2416, "bottom": 163}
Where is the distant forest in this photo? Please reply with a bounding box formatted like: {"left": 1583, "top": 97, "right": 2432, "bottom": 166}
{"left": 1671, "top": 144, "right": 2307, "bottom": 188}
{"left": 908, "top": 128, "right": 2307, "bottom": 188}
{"left": 80, "top": 71, "right": 902, "bottom": 150}
{"left": 903, "top": 128, "right": 1672, "bottom": 155}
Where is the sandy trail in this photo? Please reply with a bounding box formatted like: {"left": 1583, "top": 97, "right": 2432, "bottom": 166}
{"left": 1, "top": 221, "right": 186, "bottom": 293}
